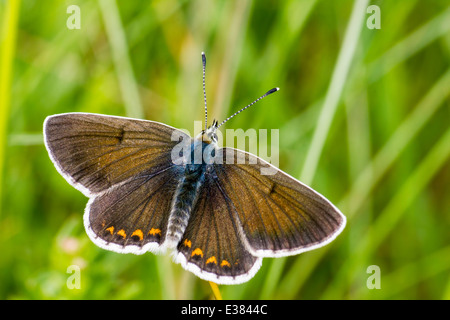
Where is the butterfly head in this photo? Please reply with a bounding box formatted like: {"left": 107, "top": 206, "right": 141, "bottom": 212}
{"left": 198, "top": 119, "right": 219, "bottom": 145}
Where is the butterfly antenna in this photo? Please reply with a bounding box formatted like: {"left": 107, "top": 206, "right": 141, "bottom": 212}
{"left": 217, "top": 87, "right": 279, "bottom": 129}
{"left": 202, "top": 52, "right": 208, "bottom": 132}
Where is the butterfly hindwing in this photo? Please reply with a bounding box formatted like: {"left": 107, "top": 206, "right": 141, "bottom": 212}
{"left": 174, "top": 171, "right": 262, "bottom": 285}
{"left": 215, "top": 147, "right": 346, "bottom": 257}
{"left": 86, "top": 166, "right": 183, "bottom": 254}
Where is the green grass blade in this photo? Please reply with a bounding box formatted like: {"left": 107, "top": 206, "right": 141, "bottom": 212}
{"left": 278, "top": 66, "right": 450, "bottom": 299}
{"left": 360, "top": 127, "right": 450, "bottom": 263}
{"left": 98, "top": 0, "right": 144, "bottom": 119}
{"left": 283, "top": 5, "right": 450, "bottom": 149}
{"left": 261, "top": 0, "right": 369, "bottom": 299}
{"left": 300, "top": 0, "right": 370, "bottom": 186}
{"left": 354, "top": 245, "right": 450, "bottom": 299}
{"left": 211, "top": 0, "right": 253, "bottom": 121}
{"left": 367, "top": 6, "right": 450, "bottom": 83}
{"left": 343, "top": 67, "right": 450, "bottom": 217}
{"left": 8, "top": 133, "right": 44, "bottom": 146}
{"left": 0, "top": 0, "right": 21, "bottom": 216}
{"left": 322, "top": 125, "right": 450, "bottom": 299}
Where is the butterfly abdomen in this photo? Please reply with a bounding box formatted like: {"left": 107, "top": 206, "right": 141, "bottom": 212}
{"left": 165, "top": 143, "right": 208, "bottom": 248}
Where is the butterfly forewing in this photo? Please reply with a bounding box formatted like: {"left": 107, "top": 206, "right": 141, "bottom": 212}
{"left": 175, "top": 172, "right": 262, "bottom": 284}
{"left": 216, "top": 148, "right": 346, "bottom": 257}
{"left": 44, "top": 113, "right": 189, "bottom": 196}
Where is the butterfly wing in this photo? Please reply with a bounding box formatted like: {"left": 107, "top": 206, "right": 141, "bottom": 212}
{"left": 44, "top": 112, "right": 189, "bottom": 196}
{"left": 215, "top": 147, "right": 346, "bottom": 258}
{"left": 174, "top": 171, "right": 262, "bottom": 285}
{"left": 44, "top": 112, "right": 190, "bottom": 253}
{"left": 86, "top": 166, "right": 184, "bottom": 254}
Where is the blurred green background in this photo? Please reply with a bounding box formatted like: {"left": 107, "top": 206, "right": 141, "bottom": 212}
{"left": 0, "top": 0, "right": 449, "bottom": 300}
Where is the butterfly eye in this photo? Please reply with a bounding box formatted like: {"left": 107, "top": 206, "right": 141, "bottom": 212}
{"left": 211, "top": 133, "right": 218, "bottom": 142}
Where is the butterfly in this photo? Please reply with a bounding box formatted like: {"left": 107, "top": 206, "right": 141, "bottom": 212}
{"left": 43, "top": 52, "right": 346, "bottom": 285}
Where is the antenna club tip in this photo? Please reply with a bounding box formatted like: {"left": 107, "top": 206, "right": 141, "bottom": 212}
{"left": 201, "top": 51, "right": 205, "bottom": 55}
{"left": 266, "top": 87, "right": 280, "bottom": 95}
{"left": 202, "top": 52, "right": 206, "bottom": 65}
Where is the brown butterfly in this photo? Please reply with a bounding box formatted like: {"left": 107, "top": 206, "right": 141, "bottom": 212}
{"left": 44, "top": 53, "right": 345, "bottom": 284}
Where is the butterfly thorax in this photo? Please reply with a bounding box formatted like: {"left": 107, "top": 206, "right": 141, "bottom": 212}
{"left": 185, "top": 123, "right": 219, "bottom": 168}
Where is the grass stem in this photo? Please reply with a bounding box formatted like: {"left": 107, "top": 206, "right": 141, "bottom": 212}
{"left": 209, "top": 281, "right": 222, "bottom": 300}
{"left": 0, "top": 0, "right": 21, "bottom": 217}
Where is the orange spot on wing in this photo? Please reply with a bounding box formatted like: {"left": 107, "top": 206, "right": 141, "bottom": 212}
{"left": 183, "top": 239, "right": 192, "bottom": 248}
{"left": 220, "top": 260, "right": 231, "bottom": 268}
{"left": 106, "top": 226, "right": 114, "bottom": 235}
{"left": 191, "top": 248, "right": 203, "bottom": 258}
{"left": 131, "top": 229, "right": 144, "bottom": 240}
{"left": 148, "top": 228, "right": 161, "bottom": 236}
{"left": 117, "top": 229, "right": 126, "bottom": 239}
{"left": 206, "top": 256, "right": 217, "bottom": 265}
